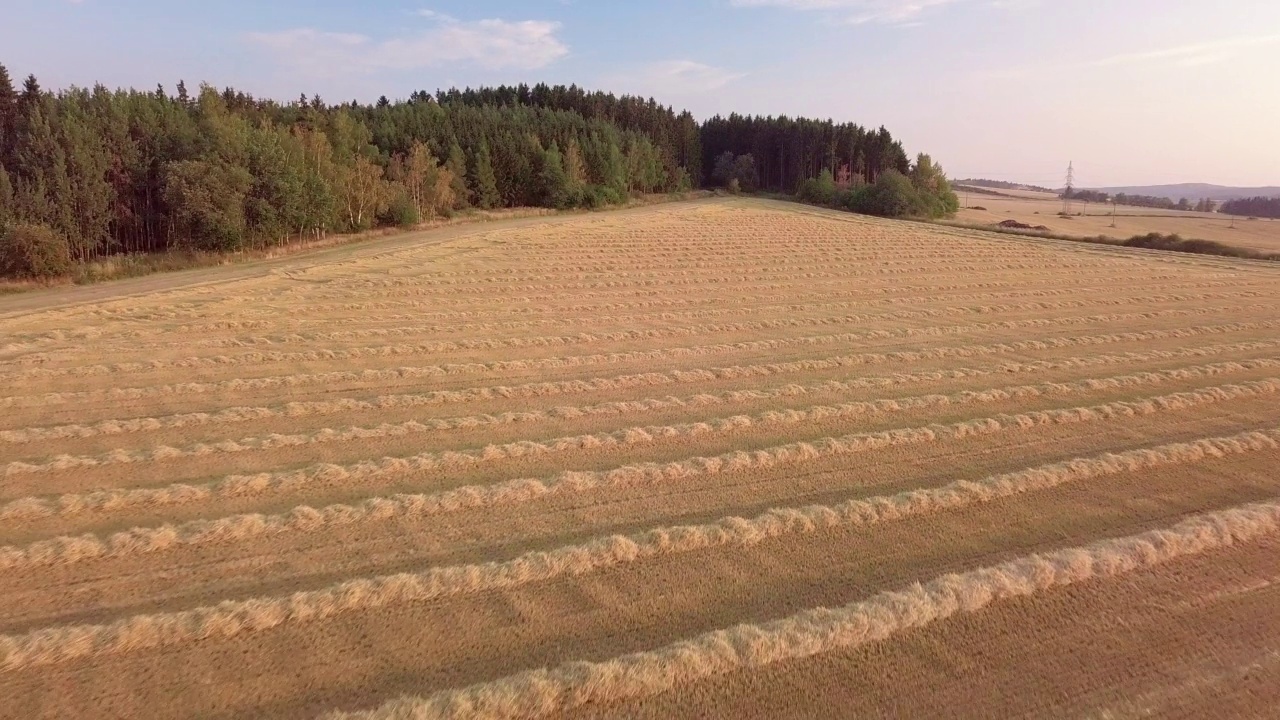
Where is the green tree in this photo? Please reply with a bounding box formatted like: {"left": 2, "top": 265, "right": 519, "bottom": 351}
{"left": 18, "top": 75, "right": 41, "bottom": 113}
{"left": 163, "top": 159, "right": 253, "bottom": 250}
{"left": 539, "top": 141, "right": 572, "bottom": 208}
{"left": 859, "top": 170, "right": 922, "bottom": 218}
{"left": 293, "top": 128, "right": 337, "bottom": 239}
{"left": 11, "top": 97, "right": 75, "bottom": 245}
{"left": 564, "top": 137, "right": 588, "bottom": 194}
{"left": 0, "top": 64, "right": 16, "bottom": 167}
{"left": 58, "top": 91, "right": 115, "bottom": 258}
{"left": 0, "top": 163, "right": 13, "bottom": 227}
{"left": 0, "top": 222, "right": 72, "bottom": 278}
{"left": 797, "top": 168, "right": 837, "bottom": 205}
{"left": 244, "top": 124, "right": 305, "bottom": 245}
{"left": 336, "top": 155, "right": 388, "bottom": 231}
{"left": 732, "top": 155, "right": 759, "bottom": 192}
{"left": 907, "top": 153, "right": 959, "bottom": 218}
{"left": 469, "top": 140, "right": 500, "bottom": 210}
{"left": 445, "top": 141, "right": 470, "bottom": 210}
{"left": 399, "top": 140, "right": 445, "bottom": 218}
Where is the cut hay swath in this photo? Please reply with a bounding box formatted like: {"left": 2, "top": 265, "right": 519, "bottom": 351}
{"left": 3, "top": 199, "right": 1279, "bottom": 719}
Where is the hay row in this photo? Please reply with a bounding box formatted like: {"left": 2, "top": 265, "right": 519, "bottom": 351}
{"left": 6, "top": 338, "right": 1274, "bottom": 444}
{"left": 2, "top": 314, "right": 1270, "bottom": 409}
{"left": 4, "top": 379, "right": 1271, "bottom": 528}
{"left": 325, "top": 497, "right": 1280, "bottom": 719}
{"left": 9, "top": 297, "right": 1263, "bottom": 381}
{"left": 7, "top": 361, "right": 1277, "bottom": 476}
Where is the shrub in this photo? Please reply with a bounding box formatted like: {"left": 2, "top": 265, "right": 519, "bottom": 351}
{"left": 855, "top": 170, "right": 923, "bottom": 218}
{"left": 838, "top": 184, "right": 871, "bottom": 212}
{"left": 581, "top": 184, "right": 625, "bottom": 209}
{"left": 380, "top": 191, "right": 420, "bottom": 229}
{"left": 712, "top": 152, "right": 759, "bottom": 192}
{"left": 796, "top": 169, "right": 838, "bottom": 206}
{"left": 0, "top": 222, "right": 73, "bottom": 279}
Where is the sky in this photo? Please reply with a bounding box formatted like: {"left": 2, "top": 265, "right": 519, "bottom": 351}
{"left": 3, "top": 0, "right": 1280, "bottom": 187}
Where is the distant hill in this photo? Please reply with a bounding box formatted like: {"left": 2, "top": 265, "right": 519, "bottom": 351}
{"left": 1089, "top": 184, "right": 1280, "bottom": 203}
{"left": 956, "top": 178, "right": 1057, "bottom": 194}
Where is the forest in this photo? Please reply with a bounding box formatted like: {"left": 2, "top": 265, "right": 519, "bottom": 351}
{"left": 1220, "top": 196, "right": 1280, "bottom": 219}
{"left": 0, "top": 63, "right": 950, "bottom": 279}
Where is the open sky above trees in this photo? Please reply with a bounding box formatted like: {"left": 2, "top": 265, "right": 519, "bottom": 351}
{"left": 4, "top": 0, "right": 1279, "bottom": 187}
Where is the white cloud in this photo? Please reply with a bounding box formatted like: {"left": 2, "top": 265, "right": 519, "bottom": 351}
{"left": 606, "top": 60, "right": 745, "bottom": 98}
{"left": 730, "top": 0, "right": 962, "bottom": 24}
{"left": 246, "top": 13, "right": 569, "bottom": 76}
{"left": 1089, "top": 33, "right": 1280, "bottom": 68}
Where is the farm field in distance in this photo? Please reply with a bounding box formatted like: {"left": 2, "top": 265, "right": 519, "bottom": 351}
{"left": 954, "top": 186, "right": 1280, "bottom": 253}
{"left": 5, "top": 197, "right": 1280, "bottom": 718}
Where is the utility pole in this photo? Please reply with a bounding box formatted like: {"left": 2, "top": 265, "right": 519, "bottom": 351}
{"left": 1110, "top": 199, "right": 1117, "bottom": 228}
{"left": 1062, "top": 161, "right": 1075, "bottom": 215}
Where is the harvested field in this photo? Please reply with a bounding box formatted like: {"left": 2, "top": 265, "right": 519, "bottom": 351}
{"left": 952, "top": 187, "right": 1280, "bottom": 253}
{"left": 4, "top": 196, "right": 1280, "bottom": 719}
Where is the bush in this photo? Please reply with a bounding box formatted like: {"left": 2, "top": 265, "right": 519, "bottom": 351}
{"left": 838, "top": 184, "right": 871, "bottom": 212}
{"left": 712, "top": 152, "right": 759, "bottom": 192}
{"left": 0, "top": 223, "right": 73, "bottom": 279}
{"left": 380, "top": 192, "right": 420, "bottom": 229}
{"left": 671, "top": 167, "right": 693, "bottom": 193}
{"left": 796, "top": 169, "right": 837, "bottom": 206}
{"left": 581, "top": 184, "right": 625, "bottom": 209}
{"left": 855, "top": 170, "right": 923, "bottom": 218}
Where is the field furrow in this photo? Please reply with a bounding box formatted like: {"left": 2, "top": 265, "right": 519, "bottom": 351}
{"left": 3, "top": 199, "right": 1279, "bottom": 719}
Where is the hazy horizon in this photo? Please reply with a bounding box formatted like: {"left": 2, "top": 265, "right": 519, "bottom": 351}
{"left": 4, "top": 0, "right": 1279, "bottom": 187}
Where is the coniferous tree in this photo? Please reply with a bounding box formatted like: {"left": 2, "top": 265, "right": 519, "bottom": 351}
{"left": 539, "top": 141, "right": 571, "bottom": 208}
{"left": 469, "top": 140, "right": 500, "bottom": 210}
{"left": 0, "top": 64, "right": 16, "bottom": 167}
{"left": 19, "top": 74, "right": 41, "bottom": 112}
{"left": 445, "top": 141, "right": 470, "bottom": 210}
{"left": 0, "top": 72, "right": 933, "bottom": 276}
{"left": 11, "top": 96, "right": 74, "bottom": 243}
{"left": 58, "top": 90, "right": 115, "bottom": 258}
{"left": 0, "top": 164, "right": 13, "bottom": 227}
{"left": 564, "top": 137, "right": 588, "bottom": 194}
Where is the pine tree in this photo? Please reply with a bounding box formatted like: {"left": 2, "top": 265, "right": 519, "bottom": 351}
{"left": 603, "top": 137, "right": 627, "bottom": 195}
{"left": 12, "top": 97, "right": 75, "bottom": 243}
{"left": 0, "top": 163, "right": 13, "bottom": 227}
{"left": 19, "top": 75, "right": 41, "bottom": 109}
{"left": 539, "top": 141, "right": 571, "bottom": 208}
{"left": 564, "top": 137, "right": 587, "bottom": 192}
{"left": 469, "top": 140, "right": 500, "bottom": 210}
{"left": 445, "top": 141, "right": 470, "bottom": 210}
{"left": 0, "top": 64, "right": 16, "bottom": 167}
{"left": 58, "top": 91, "right": 115, "bottom": 258}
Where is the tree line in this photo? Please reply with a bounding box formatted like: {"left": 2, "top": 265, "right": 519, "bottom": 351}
{"left": 0, "top": 63, "right": 925, "bottom": 279}
{"left": 1065, "top": 189, "right": 1219, "bottom": 213}
{"left": 1220, "top": 196, "right": 1280, "bottom": 219}
{"left": 955, "top": 178, "right": 1057, "bottom": 194}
